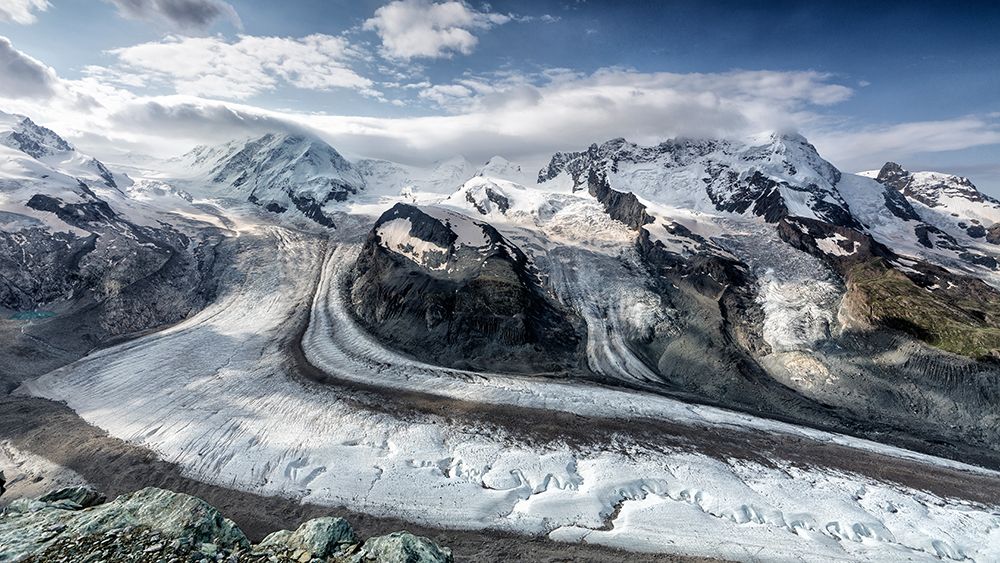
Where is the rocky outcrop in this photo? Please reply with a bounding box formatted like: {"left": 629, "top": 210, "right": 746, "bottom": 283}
{"left": 0, "top": 486, "right": 453, "bottom": 563}
{"left": 258, "top": 517, "right": 357, "bottom": 559}
{"left": 350, "top": 203, "right": 582, "bottom": 373}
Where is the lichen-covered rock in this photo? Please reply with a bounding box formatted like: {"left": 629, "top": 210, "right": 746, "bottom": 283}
{"left": 260, "top": 516, "right": 358, "bottom": 558}
{"left": 37, "top": 485, "right": 105, "bottom": 509}
{"left": 350, "top": 531, "right": 453, "bottom": 563}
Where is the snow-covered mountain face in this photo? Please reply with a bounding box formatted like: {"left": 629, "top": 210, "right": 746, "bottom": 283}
{"left": 539, "top": 134, "right": 857, "bottom": 228}
{"left": 179, "top": 133, "right": 365, "bottom": 227}
{"left": 0, "top": 111, "right": 128, "bottom": 191}
{"left": 862, "top": 162, "right": 1000, "bottom": 245}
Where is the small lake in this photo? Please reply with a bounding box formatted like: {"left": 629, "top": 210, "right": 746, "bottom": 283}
{"left": 10, "top": 311, "right": 56, "bottom": 320}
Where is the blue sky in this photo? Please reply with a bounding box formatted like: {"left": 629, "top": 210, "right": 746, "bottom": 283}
{"left": 1, "top": 0, "right": 998, "bottom": 190}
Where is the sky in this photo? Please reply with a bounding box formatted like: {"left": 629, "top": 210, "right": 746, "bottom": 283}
{"left": 0, "top": 0, "right": 998, "bottom": 191}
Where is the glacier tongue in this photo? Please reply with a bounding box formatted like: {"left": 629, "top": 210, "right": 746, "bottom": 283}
{"left": 21, "top": 216, "right": 1000, "bottom": 562}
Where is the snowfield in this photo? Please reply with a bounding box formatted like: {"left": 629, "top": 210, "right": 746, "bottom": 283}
{"left": 22, "top": 208, "right": 1000, "bottom": 562}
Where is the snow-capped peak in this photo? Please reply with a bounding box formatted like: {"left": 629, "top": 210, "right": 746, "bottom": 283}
{"left": 174, "top": 132, "right": 367, "bottom": 227}
{"left": 537, "top": 132, "right": 854, "bottom": 227}
{"left": 870, "top": 161, "right": 997, "bottom": 210}
{"left": 0, "top": 111, "right": 125, "bottom": 190}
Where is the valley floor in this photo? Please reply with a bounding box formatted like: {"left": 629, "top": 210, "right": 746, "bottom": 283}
{"left": 6, "top": 217, "right": 1000, "bottom": 562}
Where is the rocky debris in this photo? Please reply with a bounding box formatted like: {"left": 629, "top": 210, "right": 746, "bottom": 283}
{"left": 0, "top": 469, "right": 6, "bottom": 498}
{"left": 1, "top": 486, "right": 453, "bottom": 563}
{"left": 1, "top": 487, "right": 246, "bottom": 561}
{"left": 351, "top": 203, "right": 582, "bottom": 374}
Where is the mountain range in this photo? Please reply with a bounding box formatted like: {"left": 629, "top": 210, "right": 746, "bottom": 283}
{"left": 4, "top": 111, "right": 1000, "bottom": 461}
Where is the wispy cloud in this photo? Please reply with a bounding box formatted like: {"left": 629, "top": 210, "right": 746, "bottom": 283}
{"left": 0, "top": 0, "right": 49, "bottom": 24}
{"left": 812, "top": 116, "right": 1000, "bottom": 172}
{"left": 95, "top": 34, "right": 375, "bottom": 100}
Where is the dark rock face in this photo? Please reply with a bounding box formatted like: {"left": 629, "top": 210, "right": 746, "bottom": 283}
{"left": 0, "top": 188, "right": 224, "bottom": 387}
{"left": 988, "top": 224, "right": 1000, "bottom": 244}
{"left": 350, "top": 203, "right": 582, "bottom": 373}
{"left": 464, "top": 185, "right": 510, "bottom": 215}
{"left": 881, "top": 186, "right": 923, "bottom": 222}
{"left": 967, "top": 224, "right": 987, "bottom": 238}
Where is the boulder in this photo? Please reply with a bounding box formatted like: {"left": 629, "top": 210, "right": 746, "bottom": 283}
{"left": 351, "top": 531, "right": 453, "bottom": 563}
{"left": 37, "top": 485, "right": 106, "bottom": 509}
{"left": 259, "top": 516, "right": 358, "bottom": 558}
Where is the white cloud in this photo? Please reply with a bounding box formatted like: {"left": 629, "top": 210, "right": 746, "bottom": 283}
{"left": 363, "top": 0, "right": 511, "bottom": 59}
{"left": 101, "top": 34, "right": 375, "bottom": 100}
{"left": 0, "top": 35, "right": 57, "bottom": 98}
{"left": 104, "top": 0, "right": 241, "bottom": 31}
{"left": 0, "top": 0, "right": 48, "bottom": 24}
{"left": 812, "top": 116, "right": 1000, "bottom": 173}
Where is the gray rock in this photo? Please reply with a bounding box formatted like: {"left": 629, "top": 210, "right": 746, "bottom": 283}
{"left": 38, "top": 486, "right": 106, "bottom": 509}
{"left": 258, "top": 516, "right": 357, "bottom": 558}
{"left": 351, "top": 531, "right": 453, "bottom": 563}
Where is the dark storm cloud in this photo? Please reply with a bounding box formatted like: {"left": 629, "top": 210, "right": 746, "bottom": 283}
{"left": 105, "top": 0, "right": 241, "bottom": 31}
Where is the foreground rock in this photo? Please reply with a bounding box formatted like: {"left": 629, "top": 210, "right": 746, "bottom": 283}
{"left": 0, "top": 485, "right": 452, "bottom": 563}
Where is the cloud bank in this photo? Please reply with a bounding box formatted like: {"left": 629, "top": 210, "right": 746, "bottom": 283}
{"left": 0, "top": 32, "right": 997, "bottom": 191}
